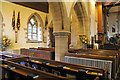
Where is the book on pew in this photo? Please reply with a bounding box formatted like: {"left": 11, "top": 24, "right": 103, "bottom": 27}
{"left": 27, "top": 73, "right": 39, "bottom": 79}
{"left": 28, "top": 59, "right": 32, "bottom": 61}
{"left": 57, "top": 65, "right": 66, "bottom": 69}
{"left": 7, "top": 66, "right": 16, "bottom": 70}
{"left": 32, "top": 64, "right": 38, "bottom": 69}
{"left": 52, "top": 70, "right": 61, "bottom": 76}
{"left": 79, "top": 69, "right": 88, "bottom": 73}
{"left": 42, "top": 62, "right": 50, "bottom": 65}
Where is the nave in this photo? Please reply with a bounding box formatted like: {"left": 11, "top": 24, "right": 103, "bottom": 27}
{"left": 0, "top": 0, "right": 120, "bottom": 80}
{"left": 0, "top": 51, "right": 109, "bottom": 80}
{"left": 0, "top": 47, "right": 120, "bottom": 80}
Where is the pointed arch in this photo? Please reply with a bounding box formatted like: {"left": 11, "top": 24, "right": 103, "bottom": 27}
{"left": 70, "top": 2, "right": 90, "bottom": 37}
{"left": 49, "top": 2, "right": 69, "bottom": 32}
{"left": 27, "top": 12, "right": 44, "bottom": 42}
{"left": 27, "top": 12, "right": 43, "bottom": 27}
{"left": 69, "top": 2, "right": 90, "bottom": 49}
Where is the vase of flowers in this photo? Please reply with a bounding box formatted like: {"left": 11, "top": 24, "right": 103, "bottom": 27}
{"left": 1, "top": 36, "right": 11, "bottom": 51}
{"left": 79, "top": 35, "right": 89, "bottom": 49}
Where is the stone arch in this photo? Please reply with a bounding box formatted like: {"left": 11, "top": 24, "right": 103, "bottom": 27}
{"left": 49, "top": 2, "right": 70, "bottom": 61}
{"left": 27, "top": 12, "right": 44, "bottom": 27}
{"left": 69, "top": 1, "right": 77, "bottom": 18}
{"left": 27, "top": 12, "right": 44, "bottom": 42}
{"left": 69, "top": 2, "right": 90, "bottom": 48}
{"left": 70, "top": 2, "right": 89, "bottom": 35}
{"left": 49, "top": 2, "right": 70, "bottom": 32}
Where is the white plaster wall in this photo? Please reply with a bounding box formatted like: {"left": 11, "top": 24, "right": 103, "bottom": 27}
{"left": 89, "top": 2, "right": 98, "bottom": 47}
{"left": 0, "top": 0, "right": 2, "bottom": 12}
{"left": 109, "top": 6, "right": 119, "bottom": 13}
{"left": 107, "top": 6, "right": 120, "bottom": 37}
{"left": 108, "top": 13, "right": 118, "bottom": 38}
{"left": 2, "top": 2, "right": 49, "bottom": 52}
{"left": 0, "top": 13, "right": 1, "bottom": 40}
{"left": 0, "top": 0, "right": 2, "bottom": 51}
{"left": 90, "top": 2, "right": 97, "bottom": 37}
{"left": 0, "top": 14, "right": 2, "bottom": 51}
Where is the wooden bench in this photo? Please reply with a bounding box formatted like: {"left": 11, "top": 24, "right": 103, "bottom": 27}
{"left": 64, "top": 49, "right": 120, "bottom": 79}
{"left": 8, "top": 57, "right": 109, "bottom": 80}
{"left": 20, "top": 48, "right": 55, "bottom": 60}
{"left": 2, "top": 59, "right": 68, "bottom": 80}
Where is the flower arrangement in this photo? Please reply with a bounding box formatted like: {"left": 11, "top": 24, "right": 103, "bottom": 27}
{"left": 79, "top": 35, "right": 89, "bottom": 44}
{"left": 1, "top": 36, "right": 11, "bottom": 48}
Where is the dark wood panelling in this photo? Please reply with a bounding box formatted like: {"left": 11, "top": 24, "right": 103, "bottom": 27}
{"left": 11, "top": 2, "right": 49, "bottom": 13}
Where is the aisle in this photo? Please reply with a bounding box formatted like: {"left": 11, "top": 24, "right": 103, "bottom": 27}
{"left": 116, "top": 67, "right": 120, "bottom": 80}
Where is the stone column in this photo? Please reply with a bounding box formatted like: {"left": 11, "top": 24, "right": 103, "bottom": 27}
{"left": 54, "top": 31, "right": 69, "bottom": 61}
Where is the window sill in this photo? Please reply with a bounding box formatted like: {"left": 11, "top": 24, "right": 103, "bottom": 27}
{"left": 26, "top": 41, "right": 43, "bottom": 43}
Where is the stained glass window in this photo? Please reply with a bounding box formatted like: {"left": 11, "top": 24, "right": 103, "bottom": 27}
{"left": 28, "top": 15, "right": 43, "bottom": 42}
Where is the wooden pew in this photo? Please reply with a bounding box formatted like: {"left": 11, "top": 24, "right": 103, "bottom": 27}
{"left": 64, "top": 49, "right": 120, "bottom": 79}
{"left": 0, "top": 52, "right": 25, "bottom": 60}
{"left": 2, "top": 59, "right": 68, "bottom": 80}
{"left": 20, "top": 48, "right": 55, "bottom": 60}
{"left": 8, "top": 57, "right": 109, "bottom": 80}
{"left": 37, "top": 47, "right": 55, "bottom": 51}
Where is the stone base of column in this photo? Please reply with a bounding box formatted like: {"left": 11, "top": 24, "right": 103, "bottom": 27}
{"left": 54, "top": 31, "right": 70, "bottom": 61}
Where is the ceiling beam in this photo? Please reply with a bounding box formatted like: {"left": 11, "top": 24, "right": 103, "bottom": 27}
{"left": 12, "top": 2, "right": 49, "bottom": 13}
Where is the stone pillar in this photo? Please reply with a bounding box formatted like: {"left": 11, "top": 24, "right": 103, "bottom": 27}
{"left": 54, "top": 31, "right": 69, "bottom": 61}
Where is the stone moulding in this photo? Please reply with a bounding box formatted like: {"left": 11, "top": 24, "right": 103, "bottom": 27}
{"left": 53, "top": 31, "right": 70, "bottom": 36}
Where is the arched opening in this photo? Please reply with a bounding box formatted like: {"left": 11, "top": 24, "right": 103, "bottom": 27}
{"left": 49, "top": 2, "right": 70, "bottom": 61}
{"left": 27, "top": 12, "right": 44, "bottom": 42}
{"left": 69, "top": 2, "right": 90, "bottom": 49}
{"left": 49, "top": 2, "right": 69, "bottom": 32}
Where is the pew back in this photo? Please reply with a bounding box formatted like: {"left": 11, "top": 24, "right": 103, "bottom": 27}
{"left": 8, "top": 57, "right": 109, "bottom": 80}
{"left": 20, "top": 48, "right": 55, "bottom": 60}
{"left": 64, "top": 49, "right": 120, "bottom": 79}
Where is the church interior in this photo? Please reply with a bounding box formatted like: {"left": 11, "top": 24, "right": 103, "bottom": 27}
{"left": 0, "top": 0, "right": 120, "bottom": 80}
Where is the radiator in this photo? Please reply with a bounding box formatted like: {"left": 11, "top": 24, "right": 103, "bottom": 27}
{"left": 65, "top": 56, "right": 112, "bottom": 79}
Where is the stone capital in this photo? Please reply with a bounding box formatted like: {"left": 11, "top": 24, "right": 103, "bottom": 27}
{"left": 53, "top": 31, "right": 70, "bottom": 36}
